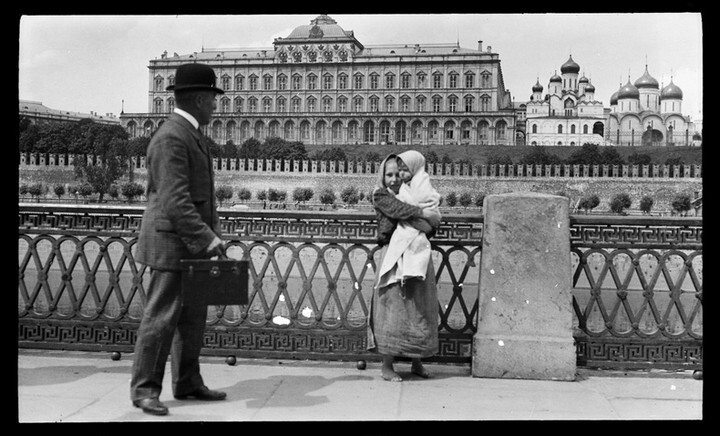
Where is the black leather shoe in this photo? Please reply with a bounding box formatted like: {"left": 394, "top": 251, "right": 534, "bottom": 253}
{"left": 174, "top": 385, "right": 227, "bottom": 401}
{"left": 133, "top": 398, "right": 169, "bottom": 416}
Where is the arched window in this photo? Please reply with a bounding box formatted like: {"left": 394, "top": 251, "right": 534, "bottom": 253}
{"left": 396, "top": 121, "right": 407, "bottom": 143}
{"left": 570, "top": 124, "right": 576, "bottom": 134}
{"left": 220, "top": 97, "right": 231, "bottom": 113}
{"left": 583, "top": 124, "right": 589, "bottom": 134}
{"left": 557, "top": 124, "right": 563, "bottom": 134}
{"left": 363, "top": 121, "right": 375, "bottom": 143}
{"left": 532, "top": 124, "right": 537, "bottom": 134}
{"left": 154, "top": 75, "right": 164, "bottom": 92}
{"left": 153, "top": 98, "right": 163, "bottom": 113}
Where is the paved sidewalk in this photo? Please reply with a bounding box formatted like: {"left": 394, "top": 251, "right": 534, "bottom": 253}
{"left": 17, "top": 349, "right": 703, "bottom": 422}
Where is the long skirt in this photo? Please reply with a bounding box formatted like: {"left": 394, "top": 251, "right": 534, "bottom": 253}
{"left": 367, "top": 245, "right": 439, "bottom": 358}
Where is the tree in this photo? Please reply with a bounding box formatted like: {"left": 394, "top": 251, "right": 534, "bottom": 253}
{"left": 425, "top": 151, "right": 440, "bottom": 164}
{"left": 238, "top": 138, "right": 264, "bottom": 159}
{"left": 53, "top": 184, "right": 66, "bottom": 201}
{"left": 458, "top": 191, "right": 473, "bottom": 208}
{"left": 28, "top": 182, "right": 45, "bottom": 202}
{"left": 76, "top": 182, "right": 94, "bottom": 202}
{"left": 311, "top": 147, "right": 346, "bottom": 161}
{"left": 237, "top": 187, "right": 252, "bottom": 202}
{"left": 292, "top": 187, "right": 313, "bottom": 203}
{"left": 364, "top": 152, "right": 381, "bottom": 162}
{"left": 444, "top": 192, "right": 458, "bottom": 207}
{"left": 520, "top": 147, "right": 563, "bottom": 165}
{"left": 639, "top": 196, "right": 654, "bottom": 215}
{"left": 263, "top": 137, "right": 308, "bottom": 160}
{"left": 474, "top": 193, "right": 485, "bottom": 208}
{"left": 599, "top": 148, "right": 625, "bottom": 166}
{"left": 120, "top": 182, "right": 145, "bottom": 203}
{"left": 628, "top": 152, "right": 652, "bottom": 166}
{"left": 73, "top": 134, "right": 131, "bottom": 202}
{"left": 671, "top": 194, "right": 692, "bottom": 216}
{"left": 108, "top": 184, "right": 120, "bottom": 202}
{"left": 221, "top": 141, "right": 238, "bottom": 159}
{"left": 566, "top": 143, "right": 602, "bottom": 165}
{"left": 127, "top": 136, "right": 151, "bottom": 157}
{"left": 578, "top": 194, "right": 600, "bottom": 214}
{"left": 215, "top": 185, "right": 233, "bottom": 206}
{"left": 256, "top": 189, "right": 267, "bottom": 201}
{"left": 340, "top": 186, "right": 360, "bottom": 206}
{"left": 609, "top": 193, "right": 632, "bottom": 215}
{"left": 319, "top": 187, "right": 336, "bottom": 208}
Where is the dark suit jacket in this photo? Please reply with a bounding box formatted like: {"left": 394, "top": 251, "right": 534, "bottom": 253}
{"left": 135, "top": 112, "right": 221, "bottom": 271}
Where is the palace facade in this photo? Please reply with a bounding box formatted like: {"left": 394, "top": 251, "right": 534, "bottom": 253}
{"left": 119, "top": 14, "right": 518, "bottom": 147}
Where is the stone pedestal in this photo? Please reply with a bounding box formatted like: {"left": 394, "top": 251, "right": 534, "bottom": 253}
{"left": 473, "top": 192, "right": 575, "bottom": 381}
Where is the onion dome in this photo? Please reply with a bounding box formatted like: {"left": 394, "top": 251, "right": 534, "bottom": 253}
{"left": 532, "top": 79, "right": 543, "bottom": 92}
{"left": 661, "top": 79, "right": 683, "bottom": 100}
{"left": 610, "top": 90, "right": 619, "bottom": 105}
{"left": 585, "top": 82, "right": 595, "bottom": 93}
{"left": 634, "top": 66, "right": 659, "bottom": 89}
{"left": 549, "top": 71, "right": 562, "bottom": 83}
{"left": 560, "top": 55, "right": 580, "bottom": 74}
{"left": 579, "top": 75, "right": 589, "bottom": 84}
{"left": 618, "top": 79, "right": 639, "bottom": 99}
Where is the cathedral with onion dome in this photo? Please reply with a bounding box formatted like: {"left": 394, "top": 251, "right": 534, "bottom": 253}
{"left": 525, "top": 55, "right": 608, "bottom": 146}
{"left": 607, "top": 66, "right": 699, "bottom": 146}
{"left": 525, "top": 56, "right": 699, "bottom": 146}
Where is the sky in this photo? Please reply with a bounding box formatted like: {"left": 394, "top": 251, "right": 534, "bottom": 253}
{"left": 18, "top": 13, "right": 704, "bottom": 122}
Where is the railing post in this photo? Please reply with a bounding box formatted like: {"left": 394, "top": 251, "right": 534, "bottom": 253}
{"left": 473, "top": 192, "right": 575, "bottom": 380}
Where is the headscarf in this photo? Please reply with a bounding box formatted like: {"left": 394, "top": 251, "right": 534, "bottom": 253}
{"left": 396, "top": 150, "right": 426, "bottom": 178}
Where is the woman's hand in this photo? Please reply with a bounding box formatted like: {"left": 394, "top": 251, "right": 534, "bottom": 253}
{"left": 422, "top": 208, "right": 441, "bottom": 228}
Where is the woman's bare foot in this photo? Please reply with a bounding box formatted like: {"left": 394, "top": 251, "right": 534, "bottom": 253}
{"left": 382, "top": 356, "right": 402, "bottom": 382}
{"left": 411, "top": 359, "right": 431, "bottom": 379}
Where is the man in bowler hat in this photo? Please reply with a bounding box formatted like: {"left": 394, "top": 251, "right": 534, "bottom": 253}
{"left": 130, "top": 62, "right": 228, "bottom": 416}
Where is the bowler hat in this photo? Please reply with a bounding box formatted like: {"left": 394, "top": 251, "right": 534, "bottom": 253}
{"left": 167, "top": 63, "right": 224, "bottom": 94}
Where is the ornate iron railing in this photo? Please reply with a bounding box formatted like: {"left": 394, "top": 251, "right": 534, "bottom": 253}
{"left": 18, "top": 204, "right": 701, "bottom": 369}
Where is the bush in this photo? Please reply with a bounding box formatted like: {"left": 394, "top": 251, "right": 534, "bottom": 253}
{"left": 444, "top": 192, "right": 458, "bottom": 207}
{"left": 108, "top": 184, "right": 119, "bottom": 201}
{"left": 319, "top": 187, "right": 336, "bottom": 207}
{"left": 53, "top": 183, "right": 66, "bottom": 200}
{"left": 237, "top": 187, "right": 252, "bottom": 202}
{"left": 77, "top": 182, "right": 94, "bottom": 200}
{"left": 458, "top": 191, "right": 473, "bottom": 208}
{"left": 267, "top": 188, "right": 287, "bottom": 203}
{"left": 28, "top": 182, "right": 45, "bottom": 201}
{"left": 671, "top": 194, "right": 692, "bottom": 216}
{"left": 609, "top": 193, "right": 632, "bottom": 215}
{"left": 19, "top": 183, "right": 29, "bottom": 196}
{"left": 215, "top": 185, "right": 233, "bottom": 205}
{"left": 292, "top": 187, "right": 314, "bottom": 203}
{"left": 340, "top": 186, "right": 360, "bottom": 205}
{"left": 578, "top": 194, "right": 600, "bottom": 213}
{"left": 120, "top": 181, "right": 144, "bottom": 203}
{"left": 256, "top": 189, "right": 267, "bottom": 201}
{"left": 639, "top": 196, "right": 654, "bottom": 214}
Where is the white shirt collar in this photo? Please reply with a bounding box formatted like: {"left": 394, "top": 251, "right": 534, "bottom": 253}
{"left": 173, "top": 108, "right": 199, "bottom": 130}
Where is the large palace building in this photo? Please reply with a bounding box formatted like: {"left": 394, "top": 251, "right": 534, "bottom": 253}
{"left": 119, "top": 14, "right": 518, "bottom": 147}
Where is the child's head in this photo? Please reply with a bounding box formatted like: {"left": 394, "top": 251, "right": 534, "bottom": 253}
{"left": 396, "top": 150, "right": 426, "bottom": 183}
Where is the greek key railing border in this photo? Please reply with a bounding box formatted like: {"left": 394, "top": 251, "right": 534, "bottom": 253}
{"left": 18, "top": 204, "right": 702, "bottom": 368}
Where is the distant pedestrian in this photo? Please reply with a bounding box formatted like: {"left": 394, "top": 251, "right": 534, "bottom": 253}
{"left": 130, "top": 63, "right": 228, "bottom": 416}
{"left": 367, "top": 152, "right": 441, "bottom": 382}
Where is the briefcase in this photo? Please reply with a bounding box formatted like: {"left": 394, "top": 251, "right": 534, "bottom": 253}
{"left": 180, "top": 259, "right": 249, "bottom": 306}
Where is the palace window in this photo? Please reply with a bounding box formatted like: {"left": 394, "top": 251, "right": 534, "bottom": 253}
{"left": 481, "top": 72, "right": 491, "bottom": 88}
{"left": 449, "top": 72, "right": 458, "bottom": 88}
{"left": 396, "top": 121, "right": 407, "bottom": 142}
{"left": 401, "top": 96, "right": 410, "bottom": 112}
{"left": 153, "top": 98, "right": 163, "bottom": 113}
{"left": 338, "top": 97, "right": 347, "bottom": 112}
{"left": 428, "top": 121, "right": 438, "bottom": 139}
{"left": 263, "top": 75, "right": 273, "bottom": 91}
{"left": 445, "top": 121, "right": 455, "bottom": 139}
{"left": 262, "top": 97, "right": 272, "bottom": 112}
{"left": 354, "top": 96, "right": 363, "bottom": 112}
{"left": 348, "top": 121, "right": 358, "bottom": 140}
{"left": 417, "top": 72, "right": 426, "bottom": 88}
{"left": 154, "top": 76, "right": 164, "bottom": 92}
{"left": 370, "top": 96, "right": 379, "bottom": 112}
{"left": 557, "top": 124, "right": 563, "bottom": 134}
{"left": 249, "top": 76, "right": 258, "bottom": 91}
{"left": 385, "top": 73, "right": 395, "bottom": 89}
{"left": 481, "top": 95, "right": 490, "bottom": 111}
{"left": 338, "top": 74, "right": 348, "bottom": 90}
{"left": 496, "top": 121, "right": 506, "bottom": 140}
{"left": 168, "top": 98, "right": 175, "bottom": 113}
{"left": 221, "top": 97, "right": 230, "bottom": 113}
{"left": 277, "top": 75, "right": 287, "bottom": 90}
{"left": 570, "top": 124, "right": 576, "bottom": 134}
{"left": 464, "top": 95, "right": 474, "bottom": 112}
{"left": 323, "top": 96, "right": 332, "bottom": 112}
{"left": 307, "top": 75, "right": 317, "bottom": 90}
{"left": 235, "top": 75, "right": 244, "bottom": 90}
{"left": 401, "top": 73, "right": 410, "bottom": 89}
{"left": 448, "top": 96, "right": 457, "bottom": 112}
{"left": 363, "top": 121, "right": 375, "bottom": 143}
{"left": 465, "top": 72, "right": 474, "bottom": 88}
{"left": 234, "top": 97, "right": 243, "bottom": 113}
{"left": 307, "top": 97, "right": 316, "bottom": 112}
{"left": 248, "top": 98, "right": 257, "bottom": 113}
{"left": 292, "top": 75, "right": 302, "bottom": 90}
{"left": 432, "top": 96, "right": 442, "bottom": 112}
{"left": 385, "top": 96, "right": 395, "bottom": 111}
{"left": 370, "top": 74, "right": 379, "bottom": 90}
{"left": 416, "top": 96, "right": 426, "bottom": 112}
{"left": 354, "top": 73, "right": 364, "bottom": 89}
{"left": 323, "top": 74, "right": 333, "bottom": 90}
{"left": 432, "top": 72, "right": 443, "bottom": 88}
{"left": 277, "top": 97, "right": 286, "bottom": 113}
{"left": 292, "top": 97, "right": 301, "bottom": 113}
{"left": 221, "top": 75, "right": 231, "bottom": 92}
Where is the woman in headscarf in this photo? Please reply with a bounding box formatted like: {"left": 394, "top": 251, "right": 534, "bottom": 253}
{"left": 367, "top": 153, "right": 441, "bottom": 382}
